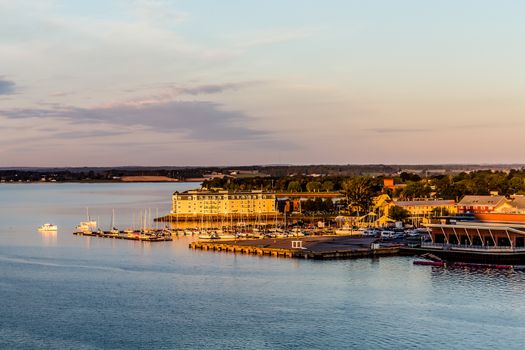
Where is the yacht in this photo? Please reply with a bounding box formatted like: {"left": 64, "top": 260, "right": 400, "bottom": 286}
{"left": 335, "top": 225, "right": 356, "bottom": 235}
{"left": 75, "top": 220, "right": 97, "bottom": 233}
{"left": 38, "top": 223, "right": 58, "bottom": 232}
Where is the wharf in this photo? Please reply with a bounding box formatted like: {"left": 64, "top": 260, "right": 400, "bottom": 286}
{"left": 73, "top": 231, "right": 173, "bottom": 242}
{"left": 189, "top": 236, "right": 400, "bottom": 260}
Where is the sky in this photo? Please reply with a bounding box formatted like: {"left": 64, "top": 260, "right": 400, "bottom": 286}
{"left": 1, "top": 0, "right": 525, "bottom": 167}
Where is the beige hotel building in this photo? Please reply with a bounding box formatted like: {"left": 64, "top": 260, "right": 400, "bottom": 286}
{"left": 171, "top": 190, "right": 278, "bottom": 218}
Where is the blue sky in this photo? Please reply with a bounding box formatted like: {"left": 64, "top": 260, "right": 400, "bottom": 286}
{"left": 1, "top": 0, "right": 525, "bottom": 166}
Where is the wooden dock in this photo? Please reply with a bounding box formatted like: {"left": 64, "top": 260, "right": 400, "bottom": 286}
{"left": 73, "top": 231, "right": 173, "bottom": 242}
{"left": 190, "top": 236, "right": 400, "bottom": 260}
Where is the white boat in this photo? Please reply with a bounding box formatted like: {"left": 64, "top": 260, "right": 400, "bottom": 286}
{"left": 38, "top": 223, "right": 58, "bottom": 232}
{"left": 217, "top": 234, "right": 236, "bottom": 240}
{"left": 76, "top": 208, "right": 98, "bottom": 233}
{"left": 75, "top": 220, "right": 97, "bottom": 233}
{"left": 335, "top": 225, "right": 359, "bottom": 235}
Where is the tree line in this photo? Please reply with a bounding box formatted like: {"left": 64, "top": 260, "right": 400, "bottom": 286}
{"left": 203, "top": 169, "right": 525, "bottom": 213}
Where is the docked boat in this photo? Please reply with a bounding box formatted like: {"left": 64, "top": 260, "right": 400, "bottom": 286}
{"left": 216, "top": 234, "right": 236, "bottom": 240}
{"left": 38, "top": 223, "right": 58, "bottom": 232}
{"left": 75, "top": 208, "right": 97, "bottom": 233}
{"left": 335, "top": 225, "right": 361, "bottom": 235}
{"left": 75, "top": 220, "right": 97, "bottom": 233}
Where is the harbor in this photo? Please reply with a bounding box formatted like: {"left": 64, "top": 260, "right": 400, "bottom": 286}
{"left": 66, "top": 188, "right": 525, "bottom": 267}
{"left": 5, "top": 181, "right": 525, "bottom": 350}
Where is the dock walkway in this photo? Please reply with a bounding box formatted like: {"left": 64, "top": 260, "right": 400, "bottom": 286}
{"left": 190, "top": 236, "right": 400, "bottom": 260}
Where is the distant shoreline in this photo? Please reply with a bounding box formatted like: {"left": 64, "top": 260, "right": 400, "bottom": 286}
{"left": 0, "top": 179, "right": 203, "bottom": 184}
{"left": 3, "top": 164, "right": 525, "bottom": 184}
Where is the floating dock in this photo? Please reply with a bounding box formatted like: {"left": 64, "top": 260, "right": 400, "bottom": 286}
{"left": 189, "top": 236, "right": 400, "bottom": 260}
{"left": 73, "top": 230, "right": 173, "bottom": 242}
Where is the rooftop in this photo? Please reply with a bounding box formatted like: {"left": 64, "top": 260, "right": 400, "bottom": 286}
{"left": 173, "top": 189, "right": 273, "bottom": 195}
{"left": 510, "top": 196, "right": 525, "bottom": 210}
{"left": 395, "top": 199, "right": 455, "bottom": 207}
{"left": 457, "top": 195, "right": 507, "bottom": 207}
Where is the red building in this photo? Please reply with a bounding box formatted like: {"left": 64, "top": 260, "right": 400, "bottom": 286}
{"left": 456, "top": 195, "right": 507, "bottom": 214}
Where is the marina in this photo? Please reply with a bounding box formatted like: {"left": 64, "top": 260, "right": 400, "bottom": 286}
{"left": 72, "top": 208, "right": 174, "bottom": 241}
{"left": 73, "top": 229, "right": 173, "bottom": 241}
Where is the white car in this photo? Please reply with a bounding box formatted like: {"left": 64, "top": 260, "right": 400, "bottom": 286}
{"left": 380, "top": 230, "right": 395, "bottom": 239}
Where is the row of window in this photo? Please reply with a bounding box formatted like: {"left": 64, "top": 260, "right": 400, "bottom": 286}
{"left": 175, "top": 195, "right": 274, "bottom": 200}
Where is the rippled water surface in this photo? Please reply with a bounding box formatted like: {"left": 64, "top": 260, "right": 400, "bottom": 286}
{"left": 1, "top": 183, "right": 525, "bottom": 349}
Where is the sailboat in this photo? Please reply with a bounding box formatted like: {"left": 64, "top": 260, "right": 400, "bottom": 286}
{"left": 75, "top": 208, "right": 97, "bottom": 233}
{"left": 108, "top": 209, "right": 119, "bottom": 236}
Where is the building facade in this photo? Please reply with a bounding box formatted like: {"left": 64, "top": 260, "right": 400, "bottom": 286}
{"left": 427, "top": 221, "right": 525, "bottom": 248}
{"left": 456, "top": 195, "right": 509, "bottom": 214}
{"left": 393, "top": 199, "right": 457, "bottom": 217}
{"left": 172, "top": 190, "right": 277, "bottom": 217}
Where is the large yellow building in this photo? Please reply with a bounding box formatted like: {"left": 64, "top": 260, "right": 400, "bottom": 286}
{"left": 172, "top": 190, "right": 278, "bottom": 217}
{"left": 393, "top": 199, "right": 457, "bottom": 217}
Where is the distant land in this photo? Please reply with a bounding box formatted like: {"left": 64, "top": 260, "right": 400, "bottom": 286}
{"left": 1, "top": 164, "right": 525, "bottom": 183}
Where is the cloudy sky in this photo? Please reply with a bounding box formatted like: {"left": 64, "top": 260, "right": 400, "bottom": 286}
{"left": 1, "top": 0, "right": 525, "bottom": 166}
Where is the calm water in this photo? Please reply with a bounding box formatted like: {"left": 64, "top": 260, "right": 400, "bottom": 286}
{"left": 1, "top": 183, "right": 525, "bottom": 350}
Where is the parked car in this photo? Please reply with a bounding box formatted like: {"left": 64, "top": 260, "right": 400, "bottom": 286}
{"left": 380, "top": 230, "right": 396, "bottom": 239}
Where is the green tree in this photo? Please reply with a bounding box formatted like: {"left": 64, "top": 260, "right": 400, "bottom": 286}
{"left": 430, "top": 207, "right": 450, "bottom": 218}
{"left": 342, "top": 176, "right": 377, "bottom": 213}
{"left": 508, "top": 177, "right": 525, "bottom": 195}
{"left": 287, "top": 181, "right": 302, "bottom": 192}
{"left": 322, "top": 180, "right": 335, "bottom": 192}
{"left": 400, "top": 181, "right": 431, "bottom": 199}
{"left": 322, "top": 199, "right": 335, "bottom": 213}
{"left": 400, "top": 172, "right": 421, "bottom": 182}
{"left": 302, "top": 199, "right": 315, "bottom": 212}
{"left": 389, "top": 205, "right": 409, "bottom": 222}
{"left": 306, "top": 181, "right": 322, "bottom": 192}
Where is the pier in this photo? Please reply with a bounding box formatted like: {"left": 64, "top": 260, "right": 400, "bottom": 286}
{"left": 189, "top": 236, "right": 400, "bottom": 260}
{"left": 73, "top": 230, "right": 173, "bottom": 242}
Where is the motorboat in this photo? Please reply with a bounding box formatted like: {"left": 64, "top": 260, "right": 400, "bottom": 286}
{"left": 38, "top": 223, "right": 58, "bottom": 232}
{"left": 75, "top": 220, "right": 97, "bottom": 233}
{"left": 335, "top": 225, "right": 356, "bottom": 235}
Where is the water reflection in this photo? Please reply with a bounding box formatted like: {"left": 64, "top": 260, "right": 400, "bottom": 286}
{"left": 39, "top": 231, "right": 57, "bottom": 247}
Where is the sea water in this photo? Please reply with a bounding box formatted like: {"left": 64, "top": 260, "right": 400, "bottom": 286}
{"left": 1, "top": 183, "right": 525, "bottom": 349}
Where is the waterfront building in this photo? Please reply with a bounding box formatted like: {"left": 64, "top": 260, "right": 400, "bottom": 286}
{"left": 419, "top": 219, "right": 525, "bottom": 264}
{"left": 427, "top": 221, "right": 524, "bottom": 247}
{"left": 393, "top": 199, "right": 457, "bottom": 217}
{"left": 372, "top": 195, "right": 457, "bottom": 225}
{"left": 171, "top": 189, "right": 278, "bottom": 218}
{"left": 456, "top": 195, "right": 509, "bottom": 214}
